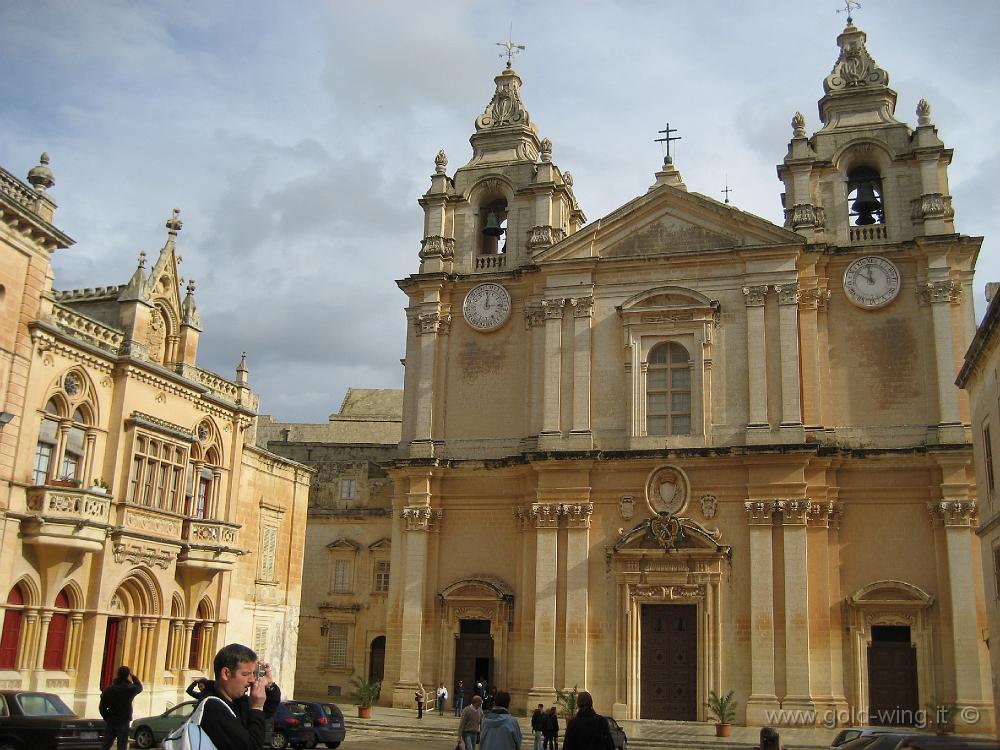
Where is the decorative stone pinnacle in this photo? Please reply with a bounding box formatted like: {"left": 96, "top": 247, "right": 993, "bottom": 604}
{"left": 137, "top": 251, "right": 147, "bottom": 269}
{"left": 916, "top": 98, "right": 932, "bottom": 127}
{"left": 166, "top": 208, "right": 183, "bottom": 235}
{"left": 434, "top": 149, "right": 447, "bottom": 175}
{"left": 824, "top": 18, "right": 889, "bottom": 94}
{"left": 563, "top": 171, "right": 574, "bottom": 187}
{"left": 792, "top": 111, "right": 806, "bottom": 138}
{"left": 186, "top": 279, "right": 196, "bottom": 295}
{"left": 539, "top": 137, "right": 553, "bottom": 162}
{"left": 27, "top": 152, "right": 55, "bottom": 192}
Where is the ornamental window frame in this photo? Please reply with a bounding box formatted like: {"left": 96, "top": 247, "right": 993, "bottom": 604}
{"left": 128, "top": 431, "right": 189, "bottom": 513}
{"left": 618, "top": 286, "right": 719, "bottom": 449}
{"left": 33, "top": 369, "right": 102, "bottom": 487}
{"left": 327, "top": 539, "right": 360, "bottom": 594}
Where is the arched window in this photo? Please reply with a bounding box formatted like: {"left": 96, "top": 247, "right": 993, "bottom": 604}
{"left": 847, "top": 166, "right": 884, "bottom": 226}
{"left": 0, "top": 585, "right": 25, "bottom": 669}
{"left": 60, "top": 406, "right": 89, "bottom": 482}
{"left": 647, "top": 342, "right": 691, "bottom": 436}
{"left": 33, "top": 400, "right": 60, "bottom": 485}
{"left": 189, "top": 602, "right": 209, "bottom": 670}
{"left": 479, "top": 198, "right": 508, "bottom": 256}
{"left": 42, "top": 590, "right": 70, "bottom": 670}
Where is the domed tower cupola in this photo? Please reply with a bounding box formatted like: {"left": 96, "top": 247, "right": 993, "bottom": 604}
{"left": 778, "top": 17, "right": 956, "bottom": 245}
{"left": 415, "top": 60, "right": 585, "bottom": 276}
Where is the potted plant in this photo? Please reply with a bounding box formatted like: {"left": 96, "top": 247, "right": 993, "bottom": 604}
{"left": 51, "top": 476, "right": 82, "bottom": 488}
{"left": 350, "top": 675, "right": 381, "bottom": 719}
{"left": 90, "top": 478, "right": 109, "bottom": 494}
{"left": 707, "top": 689, "right": 737, "bottom": 737}
{"left": 556, "top": 685, "right": 579, "bottom": 719}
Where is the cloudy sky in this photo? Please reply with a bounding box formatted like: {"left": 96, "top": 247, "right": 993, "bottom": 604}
{"left": 2, "top": 1, "right": 998, "bottom": 422}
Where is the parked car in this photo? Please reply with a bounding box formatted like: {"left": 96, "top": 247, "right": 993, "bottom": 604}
{"left": 831, "top": 727, "right": 900, "bottom": 748}
{"left": 838, "top": 733, "right": 912, "bottom": 750}
{"left": 0, "top": 690, "right": 105, "bottom": 750}
{"left": 294, "top": 701, "right": 345, "bottom": 749}
{"left": 894, "top": 738, "right": 1000, "bottom": 749}
{"left": 607, "top": 716, "right": 627, "bottom": 750}
{"left": 271, "top": 701, "right": 317, "bottom": 749}
{"left": 130, "top": 700, "right": 198, "bottom": 748}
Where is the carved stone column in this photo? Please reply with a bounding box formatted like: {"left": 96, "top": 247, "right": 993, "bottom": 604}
{"left": 528, "top": 503, "right": 561, "bottom": 704}
{"left": 805, "top": 501, "right": 846, "bottom": 717}
{"left": 779, "top": 500, "right": 815, "bottom": 717}
{"left": 31, "top": 612, "right": 53, "bottom": 688}
{"left": 743, "top": 286, "right": 769, "bottom": 437}
{"left": 411, "top": 307, "right": 451, "bottom": 457}
{"left": 569, "top": 298, "right": 593, "bottom": 444}
{"left": 540, "top": 300, "right": 565, "bottom": 440}
{"left": 83, "top": 430, "right": 97, "bottom": 487}
{"left": 744, "top": 501, "right": 780, "bottom": 722}
{"left": 774, "top": 284, "right": 803, "bottom": 436}
{"left": 928, "top": 500, "right": 992, "bottom": 717}
{"left": 394, "top": 505, "right": 442, "bottom": 704}
{"left": 918, "top": 280, "right": 963, "bottom": 440}
{"left": 66, "top": 613, "right": 83, "bottom": 672}
{"left": 563, "top": 503, "right": 592, "bottom": 690}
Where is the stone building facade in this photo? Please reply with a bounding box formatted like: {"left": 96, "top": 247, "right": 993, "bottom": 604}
{"left": 957, "top": 283, "right": 1000, "bottom": 739}
{"left": 258, "top": 388, "right": 401, "bottom": 701}
{"left": 378, "top": 19, "right": 993, "bottom": 732}
{"left": 0, "top": 158, "right": 311, "bottom": 717}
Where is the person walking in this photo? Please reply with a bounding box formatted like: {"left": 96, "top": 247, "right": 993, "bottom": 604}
{"left": 457, "top": 695, "right": 484, "bottom": 750}
{"left": 196, "top": 643, "right": 281, "bottom": 750}
{"left": 543, "top": 705, "right": 560, "bottom": 750}
{"left": 531, "top": 703, "right": 546, "bottom": 750}
{"left": 454, "top": 679, "right": 465, "bottom": 717}
{"left": 562, "top": 691, "right": 614, "bottom": 750}
{"left": 437, "top": 682, "right": 448, "bottom": 716}
{"left": 99, "top": 666, "right": 142, "bottom": 750}
{"left": 479, "top": 691, "right": 521, "bottom": 750}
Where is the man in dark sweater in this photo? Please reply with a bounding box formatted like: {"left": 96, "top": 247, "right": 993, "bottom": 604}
{"left": 562, "top": 691, "right": 614, "bottom": 750}
{"left": 197, "top": 643, "right": 281, "bottom": 750}
{"left": 99, "top": 666, "right": 142, "bottom": 750}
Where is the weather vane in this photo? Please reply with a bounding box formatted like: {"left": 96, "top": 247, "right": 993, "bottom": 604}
{"left": 497, "top": 24, "right": 525, "bottom": 69}
{"left": 654, "top": 123, "right": 682, "bottom": 164}
{"left": 837, "top": 0, "right": 861, "bottom": 23}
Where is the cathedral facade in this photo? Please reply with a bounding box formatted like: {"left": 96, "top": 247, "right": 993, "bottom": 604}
{"left": 0, "top": 159, "right": 311, "bottom": 716}
{"left": 374, "top": 19, "right": 994, "bottom": 732}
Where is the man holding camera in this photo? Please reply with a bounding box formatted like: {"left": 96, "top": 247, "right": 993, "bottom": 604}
{"left": 195, "top": 643, "right": 281, "bottom": 750}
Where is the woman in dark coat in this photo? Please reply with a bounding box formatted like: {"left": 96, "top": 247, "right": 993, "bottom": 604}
{"left": 543, "top": 706, "right": 560, "bottom": 750}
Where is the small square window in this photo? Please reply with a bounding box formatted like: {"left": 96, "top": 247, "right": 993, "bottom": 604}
{"left": 340, "top": 479, "right": 357, "bottom": 500}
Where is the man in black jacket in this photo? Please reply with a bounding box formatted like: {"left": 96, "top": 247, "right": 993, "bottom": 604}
{"left": 99, "top": 666, "right": 142, "bottom": 750}
{"left": 562, "top": 692, "right": 614, "bottom": 750}
{"left": 197, "top": 643, "right": 281, "bottom": 750}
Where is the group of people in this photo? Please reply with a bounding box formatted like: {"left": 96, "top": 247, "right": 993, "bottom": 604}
{"left": 453, "top": 688, "right": 616, "bottom": 750}
{"left": 98, "top": 642, "right": 280, "bottom": 750}
{"left": 531, "top": 703, "right": 561, "bottom": 750}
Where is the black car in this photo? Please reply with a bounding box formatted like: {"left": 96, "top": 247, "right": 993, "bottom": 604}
{"left": 270, "top": 701, "right": 317, "bottom": 749}
{"left": 0, "top": 690, "right": 105, "bottom": 750}
{"left": 294, "top": 700, "right": 345, "bottom": 749}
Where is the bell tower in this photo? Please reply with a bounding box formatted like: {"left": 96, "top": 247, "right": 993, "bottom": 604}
{"left": 416, "top": 63, "right": 585, "bottom": 276}
{"left": 778, "top": 17, "right": 956, "bottom": 244}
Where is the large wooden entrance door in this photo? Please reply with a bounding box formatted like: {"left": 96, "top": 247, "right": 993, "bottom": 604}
{"left": 454, "top": 619, "right": 493, "bottom": 705}
{"left": 369, "top": 636, "right": 386, "bottom": 683}
{"left": 641, "top": 604, "right": 697, "bottom": 720}
{"left": 868, "top": 625, "right": 918, "bottom": 726}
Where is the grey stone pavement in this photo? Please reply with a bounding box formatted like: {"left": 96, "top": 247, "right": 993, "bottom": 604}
{"left": 340, "top": 703, "right": 842, "bottom": 749}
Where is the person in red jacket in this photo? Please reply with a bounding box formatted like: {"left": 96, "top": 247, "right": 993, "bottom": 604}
{"left": 99, "top": 666, "right": 142, "bottom": 750}
{"left": 194, "top": 643, "right": 280, "bottom": 750}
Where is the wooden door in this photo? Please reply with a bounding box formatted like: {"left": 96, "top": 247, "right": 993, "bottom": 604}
{"left": 640, "top": 604, "right": 697, "bottom": 720}
{"left": 100, "top": 618, "right": 121, "bottom": 689}
{"left": 454, "top": 620, "right": 493, "bottom": 705}
{"left": 868, "top": 642, "right": 918, "bottom": 725}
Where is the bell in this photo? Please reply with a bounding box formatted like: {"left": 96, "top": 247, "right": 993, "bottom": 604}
{"left": 851, "top": 182, "right": 881, "bottom": 225}
{"left": 482, "top": 211, "right": 503, "bottom": 237}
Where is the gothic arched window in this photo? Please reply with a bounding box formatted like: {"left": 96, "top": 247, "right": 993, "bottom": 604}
{"left": 0, "top": 584, "right": 25, "bottom": 669}
{"left": 646, "top": 342, "right": 692, "bottom": 436}
{"left": 42, "top": 589, "right": 71, "bottom": 670}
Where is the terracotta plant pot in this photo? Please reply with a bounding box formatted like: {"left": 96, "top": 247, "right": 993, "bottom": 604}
{"left": 358, "top": 705, "right": 372, "bottom": 719}
{"left": 715, "top": 723, "right": 731, "bottom": 737}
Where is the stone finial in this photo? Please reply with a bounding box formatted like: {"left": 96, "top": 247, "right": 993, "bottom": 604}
{"left": 823, "top": 22, "right": 889, "bottom": 94}
{"left": 791, "top": 111, "right": 806, "bottom": 138}
{"left": 166, "top": 208, "right": 183, "bottom": 236}
{"left": 236, "top": 352, "right": 249, "bottom": 385}
{"left": 916, "top": 98, "right": 932, "bottom": 127}
{"left": 563, "top": 171, "right": 574, "bottom": 187}
{"left": 434, "top": 150, "right": 448, "bottom": 175}
{"left": 137, "top": 251, "right": 147, "bottom": 269}
{"left": 539, "top": 137, "right": 553, "bottom": 163}
{"left": 27, "top": 152, "right": 55, "bottom": 192}
{"left": 182, "top": 279, "right": 201, "bottom": 327}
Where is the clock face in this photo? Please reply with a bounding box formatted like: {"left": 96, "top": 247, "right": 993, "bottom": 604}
{"left": 463, "top": 283, "right": 512, "bottom": 331}
{"left": 843, "top": 256, "right": 901, "bottom": 309}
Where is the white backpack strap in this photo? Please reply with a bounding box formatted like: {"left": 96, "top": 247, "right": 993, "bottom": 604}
{"left": 192, "top": 695, "right": 237, "bottom": 725}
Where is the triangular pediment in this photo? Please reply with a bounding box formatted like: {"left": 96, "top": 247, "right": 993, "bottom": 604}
{"left": 535, "top": 183, "right": 804, "bottom": 263}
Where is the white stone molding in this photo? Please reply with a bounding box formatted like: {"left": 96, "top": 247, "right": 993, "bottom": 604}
{"left": 530, "top": 502, "right": 562, "bottom": 529}
{"left": 541, "top": 298, "right": 565, "bottom": 319}
{"left": 927, "top": 500, "right": 978, "bottom": 528}
{"left": 418, "top": 235, "right": 455, "bottom": 260}
{"left": 631, "top": 583, "right": 706, "bottom": 600}
{"left": 778, "top": 499, "right": 811, "bottom": 525}
{"left": 774, "top": 283, "right": 800, "bottom": 306}
{"left": 910, "top": 193, "right": 953, "bottom": 221}
{"left": 807, "top": 501, "right": 841, "bottom": 528}
{"left": 563, "top": 502, "right": 593, "bottom": 529}
{"left": 916, "top": 280, "right": 962, "bottom": 306}
{"left": 699, "top": 494, "right": 718, "bottom": 519}
{"left": 415, "top": 311, "right": 452, "bottom": 336}
{"left": 744, "top": 500, "right": 779, "bottom": 525}
{"left": 798, "top": 288, "right": 831, "bottom": 311}
{"left": 742, "top": 285, "right": 769, "bottom": 307}
{"left": 569, "top": 296, "right": 594, "bottom": 318}
{"left": 400, "top": 506, "right": 443, "bottom": 532}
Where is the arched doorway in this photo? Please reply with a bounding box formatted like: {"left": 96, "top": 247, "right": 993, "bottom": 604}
{"left": 369, "top": 636, "right": 386, "bottom": 684}
{"left": 101, "top": 570, "right": 161, "bottom": 688}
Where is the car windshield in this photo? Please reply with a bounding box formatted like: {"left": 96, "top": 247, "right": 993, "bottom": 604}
{"left": 16, "top": 692, "right": 75, "bottom": 716}
{"left": 168, "top": 703, "right": 195, "bottom": 718}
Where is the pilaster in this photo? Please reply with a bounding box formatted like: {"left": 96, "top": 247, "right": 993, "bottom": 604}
{"left": 528, "top": 502, "right": 561, "bottom": 705}
{"left": 778, "top": 499, "right": 815, "bottom": 717}
{"left": 743, "top": 286, "right": 770, "bottom": 442}
{"left": 774, "top": 283, "right": 803, "bottom": 442}
{"left": 410, "top": 302, "right": 451, "bottom": 458}
{"left": 744, "top": 500, "right": 780, "bottom": 722}
{"left": 539, "top": 299, "right": 565, "bottom": 446}
{"left": 568, "top": 297, "right": 593, "bottom": 449}
{"left": 918, "top": 279, "right": 963, "bottom": 441}
{"left": 563, "top": 502, "right": 592, "bottom": 691}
